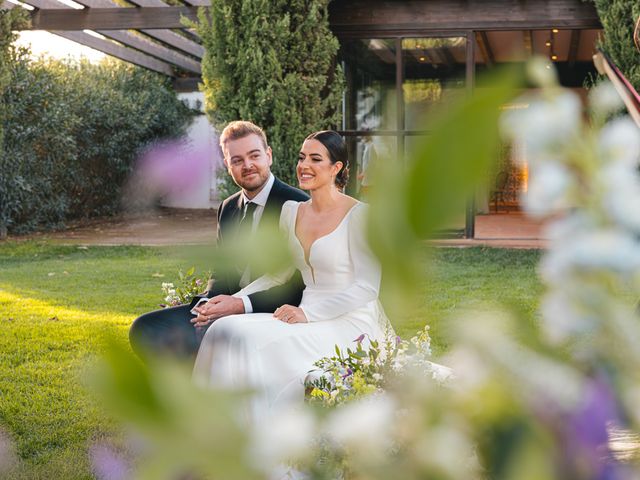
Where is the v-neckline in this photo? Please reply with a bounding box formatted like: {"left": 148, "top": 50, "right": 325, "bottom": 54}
{"left": 293, "top": 201, "right": 360, "bottom": 270}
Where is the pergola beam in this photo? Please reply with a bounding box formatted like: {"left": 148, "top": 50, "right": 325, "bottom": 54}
{"left": 475, "top": 31, "right": 494, "bottom": 66}
{"left": 68, "top": 0, "right": 201, "bottom": 72}
{"left": 330, "top": 0, "right": 601, "bottom": 37}
{"left": 28, "top": 6, "right": 200, "bottom": 30}
{"left": 125, "top": 0, "right": 204, "bottom": 58}
{"left": 568, "top": 29, "right": 581, "bottom": 67}
{"left": 523, "top": 30, "right": 534, "bottom": 56}
{"left": 54, "top": 30, "right": 175, "bottom": 75}
{"left": 16, "top": 0, "right": 200, "bottom": 74}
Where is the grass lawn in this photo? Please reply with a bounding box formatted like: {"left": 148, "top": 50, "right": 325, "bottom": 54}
{"left": 0, "top": 241, "right": 543, "bottom": 479}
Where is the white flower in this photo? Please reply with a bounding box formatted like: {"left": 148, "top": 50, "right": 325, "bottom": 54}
{"left": 413, "top": 426, "right": 475, "bottom": 477}
{"left": 323, "top": 393, "right": 396, "bottom": 457}
{"left": 598, "top": 117, "right": 640, "bottom": 167}
{"left": 501, "top": 91, "right": 582, "bottom": 160}
{"left": 600, "top": 162, "right": 640, "bottom": 233}
{"left": 441, "top": 348, "right": 490, "bottom": 392}
{"left": 249, "top": 406, "right": 316, "bottom": 469}
{"left": 522, "top": 162, "right": 572, "bottom": 217}
{"left": 540, "top": 229, "right": 640, "bottom": 282}
{"left": 589, "top": 81, "right": 624, "bottom": 117}
{"left": 540, "top": 290, "right": 595, "bottom": 345}
{"left": 544, "top": 213, "right": 594, "bottom": 244}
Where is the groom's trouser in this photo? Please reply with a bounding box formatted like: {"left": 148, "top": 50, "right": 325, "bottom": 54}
{"left": 129, "top": 304, "right": 206, "bottom": 361}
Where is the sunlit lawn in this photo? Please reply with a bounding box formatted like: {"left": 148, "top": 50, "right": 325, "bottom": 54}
{"left": 0, "top": 241, "right": 543, "bottom": 479}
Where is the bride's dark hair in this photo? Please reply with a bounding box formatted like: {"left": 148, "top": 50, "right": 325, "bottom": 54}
{"left": 305, "top": 130, "right": 349, "bottom": 189}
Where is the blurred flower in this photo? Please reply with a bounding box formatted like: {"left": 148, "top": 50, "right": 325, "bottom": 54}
{"left": 598, "top": 117, "right": 640, "bottom": 167}
{"left": 89, "top": 443, "right": 130, "bottom": 480}
{"left": 589, "top": 81, "right": 624, "bottom": 117}
{"left": 324, "top": 393, "right": 396, "bottom": 457}
{"left": 501, "top": 91, "right": 581, "bottom": 159}
{"left": 522, "top": 161, "right": 572, "bottom": 217}
{"left": 249, "top": 407, "right": 316, "bottom": 470}
{"left": 540, "top": 229, "right": 640, "bottom": 282}
{"left": 540, "top": 290, "right": 594, "bottom": 344}
{"left": 600, "top": 163, "right": 640, "bottom": 233}
{"left": 122, "top": 139, "right": 212, "bottom": 210}
{"left": 564, "top": 376, "right": 624, "bottom": 479}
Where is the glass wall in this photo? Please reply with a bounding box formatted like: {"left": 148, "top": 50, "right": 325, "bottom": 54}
{"left": 340, "top": 35, "right": 468, "bottom": 231}
{"left": 402, "top": 37, "right": 466, "bottom": 130}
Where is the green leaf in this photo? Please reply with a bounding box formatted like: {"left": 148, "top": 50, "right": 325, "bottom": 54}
{"left": 406, "top": 68, "right": 523, "bottom": 237}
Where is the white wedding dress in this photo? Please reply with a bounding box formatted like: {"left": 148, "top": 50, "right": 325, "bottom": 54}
{"left": 193, "top": 200, "right": 389, "bottom": 420}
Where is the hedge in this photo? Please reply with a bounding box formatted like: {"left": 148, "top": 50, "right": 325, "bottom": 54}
{"left": 0, "top": 44, "right": 195, "bottom": 235}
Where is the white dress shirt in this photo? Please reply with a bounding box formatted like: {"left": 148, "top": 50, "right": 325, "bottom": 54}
{"left": 236, "top": 173, "right": 275, "bottom": 313}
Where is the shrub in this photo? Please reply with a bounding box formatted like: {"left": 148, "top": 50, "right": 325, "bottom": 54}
{"left": 0, "top": 48, "right": 195, "bottom": 234}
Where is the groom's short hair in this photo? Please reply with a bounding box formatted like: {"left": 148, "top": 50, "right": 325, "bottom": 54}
{"left": 219, "top": 121, "right": 268, "bottom": 151}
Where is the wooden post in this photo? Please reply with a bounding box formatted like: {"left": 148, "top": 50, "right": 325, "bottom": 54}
{"left": 464, "top": 30, "right": 476, "bottom": 239}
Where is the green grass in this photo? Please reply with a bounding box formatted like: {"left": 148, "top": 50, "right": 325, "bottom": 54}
{"left": 0, "top": 241, "right": 543, "bottom": 478}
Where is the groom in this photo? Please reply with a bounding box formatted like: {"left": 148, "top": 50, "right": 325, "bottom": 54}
{"left": 129, "top": 121, "right": 308, "bottom": 359}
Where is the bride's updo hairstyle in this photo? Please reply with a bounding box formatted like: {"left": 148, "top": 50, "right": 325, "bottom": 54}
{"left": 305, "top": 130, "right": 349, "bottom": 189}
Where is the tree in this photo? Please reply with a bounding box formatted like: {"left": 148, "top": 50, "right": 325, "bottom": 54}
{"left": 0, "top": 9, "right": 28, "bottom": 238}
{"left": 193, "top": 0, "right": 344, "bottom": 192}
{"left": 589, "top": 0, "right": 640, "bottom": 90}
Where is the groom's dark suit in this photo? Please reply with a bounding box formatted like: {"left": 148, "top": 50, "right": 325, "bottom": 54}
{"left": 129, "top": 176, "right": 309, "bottom": 359}
{"left": 206, "top": 176, "right": 309, "bottom": 310}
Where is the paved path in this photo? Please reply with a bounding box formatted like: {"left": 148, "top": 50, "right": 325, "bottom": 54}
{"left": 7, "top": 209, "right": 547, "bottom": 249}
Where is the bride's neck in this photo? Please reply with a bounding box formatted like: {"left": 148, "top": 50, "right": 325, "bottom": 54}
{"left": 309, "top": 183, "right": 341, "bottom": 212}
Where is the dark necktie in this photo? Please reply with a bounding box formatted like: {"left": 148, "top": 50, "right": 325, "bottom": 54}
{"left": 240, "top": 201, "right": 258, "bottom": 229}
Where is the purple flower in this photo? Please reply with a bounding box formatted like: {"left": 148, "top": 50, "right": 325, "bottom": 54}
{"left": 342, "top": 368, "right": 354, "bottom": 379}
{"left": 562, "top": 375, "right": 625, "bottom": 480}
{"left": 90, "top": 444, "right": 130, "bottom": 480}
{"left": 354, "top": 334, "right": 366, "bottom": 344}
{"left": 395, "top": 336, "right": 402, "bottom": 346}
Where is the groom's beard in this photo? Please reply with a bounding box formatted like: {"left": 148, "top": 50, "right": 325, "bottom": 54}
{"left": 237, "top": 171, "right": 269, "bottom": 195}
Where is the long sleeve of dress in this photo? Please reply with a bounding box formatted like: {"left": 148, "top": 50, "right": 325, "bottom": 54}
{"left": 301, "top": 205, "right": 381, "bottom": 322}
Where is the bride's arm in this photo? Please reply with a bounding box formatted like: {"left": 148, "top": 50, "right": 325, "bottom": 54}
{"left": 232, "top": 266, "right": 296, "bottom": 298}
{"left": 301, "top": 205, "right": 381, "bottom": 322}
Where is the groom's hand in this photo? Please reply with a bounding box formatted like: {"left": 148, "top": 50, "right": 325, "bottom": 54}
{"left": 191, "top": 295, "right": 245, "bottom": 327}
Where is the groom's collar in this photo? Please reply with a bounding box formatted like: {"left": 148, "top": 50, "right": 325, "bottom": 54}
{"left": 240, "top": 173, "right": 275, "bottom": 208}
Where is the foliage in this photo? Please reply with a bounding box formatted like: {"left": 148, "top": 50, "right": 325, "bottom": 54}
{"left": 191, "top": 0, "right": 344, "bottom": 194}
{"left": 588, "top": 0, "right": 640, "bottom": 90}
{"left": 0, "top": 9, "right": 29, "bottom": 238}
{"left": 0, "top": 48, "right": 195, "bottom": 235}
{"left": 305, "top": 326, "right": 440, "bottom": 407}
{"left": 160, "top": 266, "right": 210, "bottom": 307}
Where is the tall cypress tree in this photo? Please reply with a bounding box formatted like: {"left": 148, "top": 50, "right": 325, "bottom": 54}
{"left": 589, "top": 0, "right": 640, "bottom": 90}
{"left": 194, "top": 0, "right": 344, "bottom": 192}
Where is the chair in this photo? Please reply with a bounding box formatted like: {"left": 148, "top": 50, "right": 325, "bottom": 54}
{"left": 490, "top": 170, "right": 509, "bottom": 213}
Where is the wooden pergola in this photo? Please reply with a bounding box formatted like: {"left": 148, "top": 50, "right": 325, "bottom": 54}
{"left": 3, "top": 0, "right": 600, "bottom": 87}
{"left": 2, "top": 0, "right": 604, "bottom": 237}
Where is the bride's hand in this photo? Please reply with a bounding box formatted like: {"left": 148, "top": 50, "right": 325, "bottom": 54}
{"left": 273, "top": 305, "right": 307, "bottom": 324}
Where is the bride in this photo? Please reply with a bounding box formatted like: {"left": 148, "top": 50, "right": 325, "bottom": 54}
{"left": 193, "top": 130, "right": 389, "bottom": 419}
